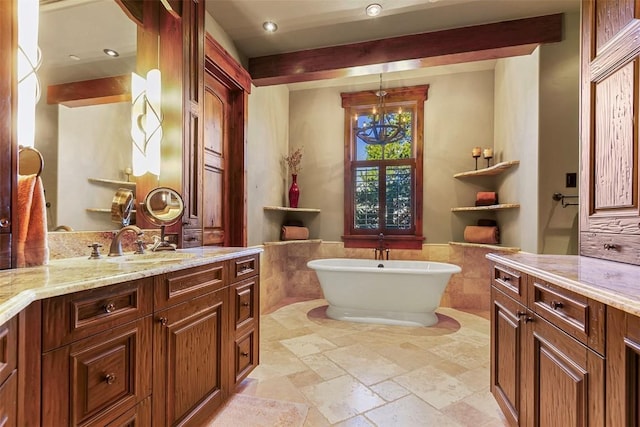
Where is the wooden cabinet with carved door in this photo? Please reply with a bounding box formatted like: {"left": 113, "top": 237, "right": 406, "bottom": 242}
{"left": 580, "top": 0, "right": 640, "bottom": 264}
{"left": 153, "top": 262, "right": 229, "bottom": 426}
{"left": 606, "top": 308, "right": 640, "bottom": 426}
{"left": 0, "top": 316, "right": 18, "bottom": 425}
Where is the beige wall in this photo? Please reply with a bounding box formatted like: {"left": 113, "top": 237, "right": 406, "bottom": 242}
{"left": 538, "top": 11, "right": 580, "bottom": 255}
{"left": 288, "top": 69, "right": 495, "bottom": 243}
{"left": 246, "top": 84, "right": 291, "bottom": 246}
{"left": 494, "top": 51, "right": 540, "bottom": 253}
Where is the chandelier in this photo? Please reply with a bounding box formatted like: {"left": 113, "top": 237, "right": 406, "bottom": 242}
{"left": 354, "top": 75, "right": 407, "bottom": 146}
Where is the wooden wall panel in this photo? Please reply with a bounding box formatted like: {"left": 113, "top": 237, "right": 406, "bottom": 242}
{"left": 595, "top": 0, "right": 637, "bottom": 51}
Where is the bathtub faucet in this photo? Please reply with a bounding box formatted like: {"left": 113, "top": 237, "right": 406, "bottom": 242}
{"left": 374, "top": 233, "right": 390, "bottom": 260}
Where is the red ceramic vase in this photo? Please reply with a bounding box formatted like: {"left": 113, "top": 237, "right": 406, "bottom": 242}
{"left": 288, "top": 174, "right": 300, "bottom": 208}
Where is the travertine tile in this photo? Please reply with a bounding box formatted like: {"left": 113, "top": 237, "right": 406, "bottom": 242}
{"left": 323, "top": 344, "right": 407, "bottom": 386}
{"left": 301, "top": 375, "right": 385, "bottom": 424}
{"left": 234, "top": 298, "right": 506, "bottom": 426}
{"left": 364, "top": 395, "right": 463, "bottom": 426}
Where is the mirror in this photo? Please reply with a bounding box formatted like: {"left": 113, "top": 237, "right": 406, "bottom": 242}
{"left": 140, "top": 187, "right": 184, "bottom": 251}
{"left": 35, "top": 0, "right": 138, "bottom": 231}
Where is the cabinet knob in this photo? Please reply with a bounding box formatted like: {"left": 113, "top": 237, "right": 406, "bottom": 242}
{"left": 516, "top": 311, "right": 527, "bottom": 318}
{"left": 241, "top": 302, "right": 250, "bottom": 307}
{"left": 603, "top": 243, "right": 618, "bottom": 250}
{"left": 104, "top": 373, "right": 116, "bottom": 385}
{"left": 159, "top": 317, "right": 168, "bottom": 326}
{"left": 0, "top": 218, "right": 9, "bottom": 228}
{"left": 240, "top": 352, "right": 249, "bottom": 357}
{"left": 550, "top": 300, "right": 563, "bottom": 310}
{"left": 103, "top": 302, "right": 116, "bottom": 313}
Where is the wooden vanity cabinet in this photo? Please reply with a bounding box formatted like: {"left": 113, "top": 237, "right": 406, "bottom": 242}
{"left": 152, "top": 261, "right": 229, "bottom": 426}
{"left": 40, "top": 278, "right": 154, "bottom": 426}
{"left": 490, "top": 262, "right": 605, "bottom": 426}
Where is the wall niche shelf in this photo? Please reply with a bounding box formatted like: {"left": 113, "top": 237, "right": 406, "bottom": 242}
{"left": 263, "top": 206, "right": 320, "bottom": 213}
{"left": 451, "top": 203, "right": 520, "bottom": 212}
{"left": 454, "top": 160, "right": 520, "bottom": 178}
{"left": 88, "top": 177, "right": 136, "bottom": 187}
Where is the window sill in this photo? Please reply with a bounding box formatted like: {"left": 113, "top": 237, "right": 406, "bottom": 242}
{"left": 342, "top": 235, "right": 424, "bottom": 250}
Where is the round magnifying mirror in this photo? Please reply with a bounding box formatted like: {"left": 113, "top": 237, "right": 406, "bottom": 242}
{"left": 140, "top": 187, "right": 185, "bottom": 226}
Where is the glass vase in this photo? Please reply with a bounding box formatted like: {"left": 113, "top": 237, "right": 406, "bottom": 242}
{"left": 288, "top": 174, "right": 299, "bottom": 208}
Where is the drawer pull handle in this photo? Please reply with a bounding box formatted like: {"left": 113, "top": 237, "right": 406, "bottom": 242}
{"left": 103, "top": 303, "right": 116, "bottom": 313}
{"left": 516, "top": 311, "right": 527, "bottom": 318}
{"left": 239, "top": 266, "right": 252, "bottom": 274}
{"left": 524, "top": 317, "right": 534, "bottom": 323}
{"left": 104, "top": 373, "right": 116, "bottom": 385}
{"left": 240, "top": 352, "right": 249, "bottom": 357}
{"left": 159, "top": 317, "right": 168, "bottom": 326}
{"left": 550, "top": 301, "right": 564, "bottom": 310}
{"left": 501, "top": 276, "right": 511, "bottom": 282}
{"left": 241, "top": 302, "right": 250, "bottom": 307}
{"left": 603, "top": 243, "right": 618, "bottom": 250}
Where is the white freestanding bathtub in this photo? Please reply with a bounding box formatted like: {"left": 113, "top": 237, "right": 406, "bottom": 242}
{"left": 307, "top": 258, "right": 461, "bottom": 327}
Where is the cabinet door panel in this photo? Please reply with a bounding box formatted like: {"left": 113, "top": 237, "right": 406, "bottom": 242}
{"left": 42, "top": 317, "right": 152, "bottom": 426}
{"left": 0, "top": 371, "right": 17, "bottom": 427}
{"left": 532, "top": 315, "right": 604, "bottom": 427}
{"left": 153, "top": 290, "right": 228, "bottom": 426}
{"left": 491, "top": 288, "right": 525, "bottom": 426}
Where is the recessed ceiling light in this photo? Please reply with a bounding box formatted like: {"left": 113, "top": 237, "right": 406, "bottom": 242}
{"left": 366, "top": 3, "right": 382, "bottom": 17}
{"left": 68, "top": 54, "right": 80, "bottom": 61}
{"left": 103, "top": 48, "right": 119, "bottom": 58}
{"left": 262, "top": 21, "right": 278, "bottom": 33}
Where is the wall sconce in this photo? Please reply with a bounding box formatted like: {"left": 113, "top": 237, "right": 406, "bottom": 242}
{"left": 17, "top": 0, "right": 41, "bottom": 148}
{"left": 131, "top": 69, "right": 162, "bottom": 176}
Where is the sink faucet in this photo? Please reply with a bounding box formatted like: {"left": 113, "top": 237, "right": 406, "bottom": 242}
{"left": 108, "top": 225, "right": 144, "bottom": 257}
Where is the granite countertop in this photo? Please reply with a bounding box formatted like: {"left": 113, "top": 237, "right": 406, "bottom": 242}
{"left": 0, "top": 246, "right": 263, "bottom": 325}
{"left": 486, "top": 252, "right": 640, "bottom": 316}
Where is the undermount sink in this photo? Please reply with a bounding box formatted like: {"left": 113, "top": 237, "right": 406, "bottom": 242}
{"left": 106, "top": 252, "right": 196, "bottom": 264}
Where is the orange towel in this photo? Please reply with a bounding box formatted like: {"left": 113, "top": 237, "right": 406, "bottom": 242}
{"left": 476, "top": 191, "right": 498, "bottom": 206}
{"left": 281, "top": 226, "right": 309, "bottom": 241}
{"left": 16, "top": 175, "right": 49, "bottom": 267}
{"left": 464, "top": 226, "right": 500, "bottom": 244}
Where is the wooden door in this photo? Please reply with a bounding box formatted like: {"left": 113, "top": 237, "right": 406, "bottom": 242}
{"left": 606, "top": 308, "right": 640, "bottom": 427}
{"left": 0, "top": 0, "right": 15, "bottom": 269}
{"left": 491, "top": 287, "right": 528, "bottom": 427}
{"left": 580, "top": 0, "right": 640, "bottom": 264}
{"left": 153, "top": 290, "right": 228, "bottom": 426}
{"left": 531, "top": 314, "right": 604, "bottom": 427}
{"left": 202, "top": 72, "right": 230, "bottom": 246}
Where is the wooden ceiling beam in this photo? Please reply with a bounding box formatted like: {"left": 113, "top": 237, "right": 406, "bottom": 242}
{"left": 47, "top": 75, "right": 131, "bottom": 108}
{"left": 248, "top": 13, "right": 563, "bottom": 86}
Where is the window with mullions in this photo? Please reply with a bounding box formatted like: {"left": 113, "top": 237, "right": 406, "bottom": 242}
{"left": 341, "top": 85, "right": 428, "bottom": 249}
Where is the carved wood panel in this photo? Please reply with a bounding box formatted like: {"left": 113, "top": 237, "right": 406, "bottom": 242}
{"left": 594, "top": 61, "right": 636, "bottom": 210}
{"left": 595, "top": 0, "right": 638, "bottom": 51}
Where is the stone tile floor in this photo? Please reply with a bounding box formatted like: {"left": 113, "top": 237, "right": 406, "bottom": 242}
{"left": 233, "top": 299, "right": 509, "bottom": 426}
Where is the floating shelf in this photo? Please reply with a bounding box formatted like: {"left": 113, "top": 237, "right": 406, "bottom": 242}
{"left": 448, "top": 241, "right": 520, "bottom": 252}
{"left": 88, "top": 177, "right": 136, "bottom": 187}
{"left": 263, "top": 206, "right": 321, "bottom": 213}
{"left": 454, "top": 160, "right": 520, "bottom": 178}
{"left": 451, "top": 203, "right": 520, "bottom": 212}
{"left": 86, "top": 208, "right": 137, "bottom": 214}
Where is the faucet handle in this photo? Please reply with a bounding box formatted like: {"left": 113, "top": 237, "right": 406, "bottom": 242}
{"left": 134, "top": 239, "right": 146, "bottom": 254}
{"left": 88, "top": 243, "right": 103, "bottom": 259}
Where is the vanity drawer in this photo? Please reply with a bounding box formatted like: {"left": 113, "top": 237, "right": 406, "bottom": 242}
{"left": 231, "top": 277, "right": 259, "bottom": 332}
{"left": 492, "top": 263, "right": 526, "bottom": 304}
{"left": 230, "top": 254, "right": 260, "bottom": 283}
{"left": 233, "top": 328, "right": 258, "bottom": 386}
{"left": 42, "top": 278, "right": 153, "bottom": 351}
{"left": 154, "top": 262, "right": 226, "bottom": 309}
{"left": 182, "top": 229, "right": 202, "bottom": 248}
{"left": 529, "top": 276, "right": 605, "bottom": 354}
